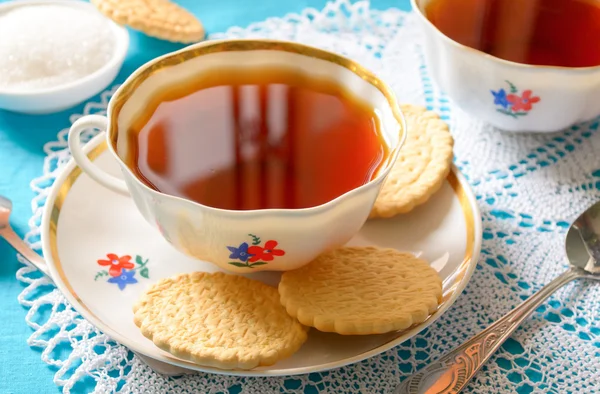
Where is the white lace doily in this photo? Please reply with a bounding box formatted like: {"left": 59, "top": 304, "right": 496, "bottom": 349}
{"left": 19, "top": 1, "right": 600, "bottom": 392}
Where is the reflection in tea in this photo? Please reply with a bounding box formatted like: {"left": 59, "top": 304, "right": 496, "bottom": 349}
{"left": 425, "top": 0, "right": 600, "bottom": 68}
{"left": 127, "top": 67, "right": 388, "bottom": 210}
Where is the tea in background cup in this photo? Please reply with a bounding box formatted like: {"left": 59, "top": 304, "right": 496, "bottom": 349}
{"left": 412, "top": 0, "right": 600, "bottom": 132}
{"left": 68, "top": 39, "right": 406, "bottom": 272}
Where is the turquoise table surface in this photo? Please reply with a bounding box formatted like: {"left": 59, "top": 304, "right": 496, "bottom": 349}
{"left": 0, "top": 0, "right": 410, "bottom": 393}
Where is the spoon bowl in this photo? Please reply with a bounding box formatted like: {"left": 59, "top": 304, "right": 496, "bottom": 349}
{"left": 566, "top": 200, "right": 600, "bottom": 275}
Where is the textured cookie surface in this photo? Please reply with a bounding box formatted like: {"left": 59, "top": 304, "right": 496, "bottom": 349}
{"left": 133, "top": 272, "right": 308, "bottom": 369}
{"left": 279, "top": 247, "right": 442, "bottom": 335}
{"left": 370, "top": 104, "right": 454, "bottom": 218}
{"left": 91, "top": 0, "right": 205, "bottom": 43}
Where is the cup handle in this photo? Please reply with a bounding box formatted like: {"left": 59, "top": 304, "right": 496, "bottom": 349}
{"left": 68, "top": 115, "right": 129, "bottom": 196}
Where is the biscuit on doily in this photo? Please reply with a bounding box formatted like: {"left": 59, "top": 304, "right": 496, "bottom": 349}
{"left": 133, "top": 272, "right": 308, "bottom": 369}
{"left": 91, "top": 0, "right": 205, "bottom": 43}
{"left": 370, "top": 104, "right": 454, "bottom": 218}
{"left": 278, "top": 247, "right": 443, "bottom": 335}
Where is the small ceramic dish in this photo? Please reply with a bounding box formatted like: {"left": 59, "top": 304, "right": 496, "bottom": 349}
{"left": 41, "top": 133, "right": 482, "bottom": 376}
{"left": 412, "top": 0, "right": 600, "bottom": 133}
{"left": 0, "top": 0, "right": 129, "bottom": 114}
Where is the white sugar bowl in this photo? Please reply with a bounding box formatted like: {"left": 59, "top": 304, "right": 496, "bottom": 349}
{"left": 0, "top": 0, "right": 129, "bottom": 114}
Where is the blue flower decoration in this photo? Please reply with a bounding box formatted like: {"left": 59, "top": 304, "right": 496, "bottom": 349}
{"left": 107, "top": 269, "right": 138, "bottom": 290}
{"left": 491, "top": 88, "right": 510, "bottom": 109}
{"left": 227, "top": 242, "right": 254, "bottom": 262}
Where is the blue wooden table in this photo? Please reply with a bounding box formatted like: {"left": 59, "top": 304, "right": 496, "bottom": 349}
{"left": 0, "top": 0, "right": 409, "bottom": 392}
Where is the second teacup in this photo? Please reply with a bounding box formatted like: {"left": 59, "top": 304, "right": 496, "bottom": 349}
{"left": 412, "top": 0, "right": 600, "bottom": 133}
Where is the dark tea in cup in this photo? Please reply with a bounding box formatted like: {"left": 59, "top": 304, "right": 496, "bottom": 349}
{"left": 425, "top": 0, "right": 600, "bottom": 67}
{"left": 125, "top": 67, "right": 388, "bottom": 210}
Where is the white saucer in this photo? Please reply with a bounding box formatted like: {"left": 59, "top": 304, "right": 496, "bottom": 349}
{"left": 41, "top": 134, "right": 482, "bottom": 377}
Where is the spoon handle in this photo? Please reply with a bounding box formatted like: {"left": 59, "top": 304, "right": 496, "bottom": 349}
{"left": 394, "top": 268, "right": 582, "bottom": 394}
{"left": 0, "top": 226, "right": 52, "bottom": 279}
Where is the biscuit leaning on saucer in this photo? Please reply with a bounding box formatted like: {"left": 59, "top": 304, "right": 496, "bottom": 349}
{"left": 279, "top": 247, "right": 443, "bottom": 335}
{"left": 133, "top": 272, "right": 308, "bottom": 369}
{"left": 370, "top": 104, "right": 454, "bottom": 219}
{"left": 91, "top": 0, "right": 205, "bottom": 43}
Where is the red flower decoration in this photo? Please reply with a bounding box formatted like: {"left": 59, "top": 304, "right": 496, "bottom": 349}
{"left": 97, "top": 254, "right": 134, "bottom": 277}
{"left": 248, "top": 240, "right": 285, "bottom": 262}
{"left": 507, "top": 90, "right": 540, "bottom": 112}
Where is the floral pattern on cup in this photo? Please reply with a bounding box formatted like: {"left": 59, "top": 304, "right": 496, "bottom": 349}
{"left": 227, "top": 234, "right": 285, "bottom": 268}
{"left": 95, "top": 253, "right": 150, "bottom": 290}
{"left": 491, "top": 80, "right": 541, "bottom": 118}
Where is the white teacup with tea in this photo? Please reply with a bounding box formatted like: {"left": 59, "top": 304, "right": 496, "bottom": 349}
{"left": 68, "top": 39, "right": 406, "bottom": 272}
{"left": 413, "top": 0, "right": 600, "bottom": 133}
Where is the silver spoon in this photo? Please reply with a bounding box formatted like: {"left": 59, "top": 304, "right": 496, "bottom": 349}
{"left": 0, "top": 195, "right": 191, "bottom": 377}
{"left": 394, "top": 201, "right": 600, "bottom": 394}
{"left": 0, "top": 195, "right": 51, "bottom": 277}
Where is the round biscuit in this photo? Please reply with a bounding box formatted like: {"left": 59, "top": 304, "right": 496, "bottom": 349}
{"left": 133, "top": 272, "right": 308, "bottom": 369}
{"left": 370, "top": 104, "right": 454, "bottom": 218}
{"left": 91, "top": 0, "right": 205, "bottom": 43}
{"left": 279, "top": 247, "right": 442, "bottom": 335}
